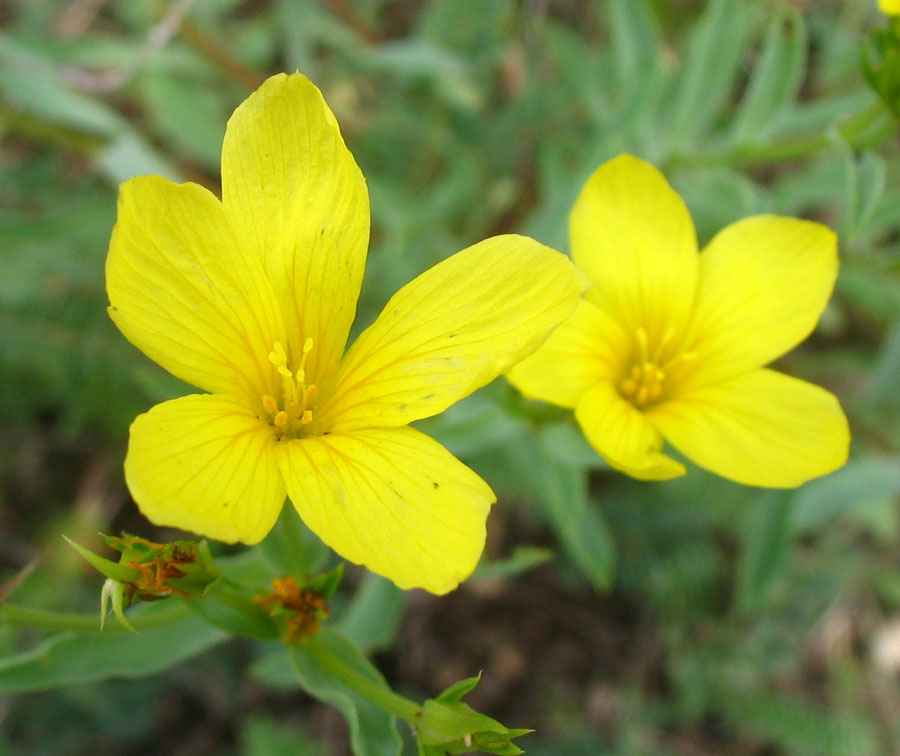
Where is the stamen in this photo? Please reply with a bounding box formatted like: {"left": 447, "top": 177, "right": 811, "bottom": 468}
{"left": 268, "top": 342, "right": 287, "bottom": 369}
{"left": 262, "top": 339, "right": 319, "bottom": 438}
{"left": 635, "top": 327, "right": 650, "bottom": 363}
{"left": 652, "top": 326, "right": 676, "bottom": 363}
{"left": 619, "top": 327, "right": 681, "bottom": 409}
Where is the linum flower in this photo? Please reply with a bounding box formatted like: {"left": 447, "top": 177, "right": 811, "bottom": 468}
{"left": 880, "top": 0, "right": 900, "bottom": 16}
{"left": 508, "top": 155, "right": 850, "bottom": 487}
{"left": 106, "top": 73, "right": 584, "bottom": 594}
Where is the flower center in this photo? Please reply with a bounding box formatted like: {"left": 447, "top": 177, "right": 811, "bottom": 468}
{"left": 262, "top": 338, "right": 318, "bottom": 439}
{"left": 619, "top": 326, "right": 694, "bottom": 409}
{"left": 620, "top": 361, "right": 666, "bottom": 408}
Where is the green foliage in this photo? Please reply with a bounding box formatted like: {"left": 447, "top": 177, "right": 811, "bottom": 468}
{"left": 290, "top": 629, "right": 403, "bottom": 756}
{"left": 0, "top": 603, "right": 225, "bottom": 693}
{"left": 240, "top": 716, "right": 326, "bottom": 756}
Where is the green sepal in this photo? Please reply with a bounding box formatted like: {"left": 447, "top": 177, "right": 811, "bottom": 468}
{"left": 63, "top": 535, "right": 140, "bottom": 583}
{"left": 103, "top": 533, "right": 222, "bottom": 593}
{"left": 306, "top": 563, "right": 344, "bottom": 600}
{"left": 416, "top": 674, "right": 532, "bottom": 755}
{"left": 100, "top": 578, "right": 137, "bottom": 633}
{"left": 434, "top": 673, "right": 482, "bottom": 704}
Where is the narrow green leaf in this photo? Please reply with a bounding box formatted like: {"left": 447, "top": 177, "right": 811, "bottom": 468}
{"left": 829, "top": 129, "right": 859, "bottom": 241}
{"left": 666, "top": 0, "right": 755, "bottom": 146}
{"left": 472, "top": 546, "right": 554, "bottom": 582}
{"left": 791, "top": 458, "right": 900, "bottom": 534}
{"left": 731, "top": 9, "right": 807, "bottom": 143}
{"left": 0, "top": 603, "right": 226, "bottom": 692}
{"left": 607, "top": 0, "right": 661, "bottom": 86}
{"left": 290, "top": 629, "right": 403, "bottom": 756}
{"left": 0, "top": 35, "right": 177, "bottom": 184}
{"left": 531, "top": 444, "right": 616, "bottom": 591}
{"left": 852, "top": 151, "right": 887, "bottom": 238}
{"left": 0, "top": 34, "right": 120, "bottom": 137}
{"left": 734, "top": 491, "right": 793, "bottom": 613}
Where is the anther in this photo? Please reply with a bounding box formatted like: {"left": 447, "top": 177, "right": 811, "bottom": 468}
{"left": 274, "top": 411, "right": 288, "bottom": 429}
{"left": 300, "top": 410, "right": 313, "bottom": 425}
{"left": 262, "top": 395, "right": 278, "bottom": 414}
{"left": 268, "top": 342, "right": 287, "bottom": 367}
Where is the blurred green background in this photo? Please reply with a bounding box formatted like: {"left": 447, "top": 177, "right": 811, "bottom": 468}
{"left": 3, "top": 0, "right": 900, "bottom": 754}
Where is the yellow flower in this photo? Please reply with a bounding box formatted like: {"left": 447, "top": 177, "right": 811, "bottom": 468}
{"left": 106, "top": 73, "right": 584, "bottom": 594}
{"left": 880, "top": 0, "right": 900, "bottom": 15}
{"left": 508, "top": 154, "right": 850, "bottom": 487}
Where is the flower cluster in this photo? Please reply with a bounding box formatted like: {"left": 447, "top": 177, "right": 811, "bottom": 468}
{"left": 107, "top": 73, "right": 848, "bottom": 597}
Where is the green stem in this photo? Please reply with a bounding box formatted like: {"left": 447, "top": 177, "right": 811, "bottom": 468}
{"left": 0, "top": 600, "right": 191, "bottom": 633}
{"left": 669, "top": 100, "right": 893, "bottom": 169}
{"left": 309, "top": 639, "right": 422, "bottom": 722}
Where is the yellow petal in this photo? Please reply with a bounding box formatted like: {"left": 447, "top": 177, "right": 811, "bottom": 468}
{"left": 276, "top": 426, "right": 493, "bottom": 594}
{"left": 317, "top": 235, "right": 587, "bottom": 432}
{"left": 648, "top": 368, "right": 849, "bottom": 487}
{"left": 125, "top": 394, "right": 285, "bottom": 544}
{"left": 880, "top": 0, "right": 900, "bottom": 15}
{"left": 682, "top": 215, "right": 837, "bottom": 389}
{"left": 507, "top": 298, "right": 629, "bottom": 408}
{"left": 575, "top": 382, "right": 686, "bottom": 481}
{"left": 107, "top": 175, "right": 285, "bottom": 398}
{"left": 221, "top": 72, "right": 369, "bottom": 386}
{"left": 569, "top": 154, "right": 698, "bottom": 340}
